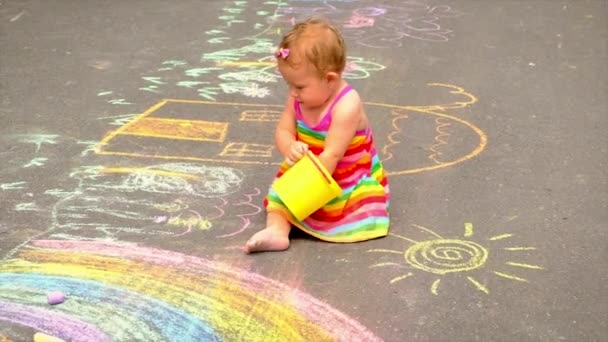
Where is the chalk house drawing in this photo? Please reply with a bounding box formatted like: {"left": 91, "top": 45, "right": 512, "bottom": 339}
{"left": 96, "top": 83, "right": 487, "bottom": 177}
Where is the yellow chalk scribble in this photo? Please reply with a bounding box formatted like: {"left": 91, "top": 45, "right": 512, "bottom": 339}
{"left": 390, "top": 272, "right": 413, "bottom": 284}
{"left": 494, "top": 271, "right": 528, "bottom": 282}
{"left": 167, "top": 216, "right": 212, "bottom": 230}
{"left": 505, "top": 262, "right": 544, "bottom": 270}
{"left": 431, "top": 279, "right": 441, "bottom": 295}
{"left": 467, "top": 276, "right": 489, "bottom": 294}
{"left": 121, "top": 117, "right": 228, "bottom": 142}
{"left": 489, "top": 234, "right": 513, "bottom": 241}
{"left": 464, "top": 222, "right": 474, "bottom": 237}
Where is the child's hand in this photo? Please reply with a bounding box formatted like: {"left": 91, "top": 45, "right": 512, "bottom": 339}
{"left": 285, "top": 141, "right": 308, "bottom": 166}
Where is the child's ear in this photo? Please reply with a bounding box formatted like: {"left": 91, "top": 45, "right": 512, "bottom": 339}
{"left": 325, "top": 71, "right": 339, "bottom": 83}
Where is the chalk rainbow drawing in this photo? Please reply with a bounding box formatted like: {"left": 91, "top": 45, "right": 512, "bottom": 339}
{"left": 368, "top": 223, "right": 544, "bottom": 295}
{"left": 0, "top": 240, "right": 381, "bottom": 342}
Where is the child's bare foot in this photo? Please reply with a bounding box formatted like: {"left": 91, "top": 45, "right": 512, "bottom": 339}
{"left": 244, "top": 228, "right": 290, "bottom": 253}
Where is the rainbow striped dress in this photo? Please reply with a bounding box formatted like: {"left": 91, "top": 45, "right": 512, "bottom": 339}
{"left": 265, "top": 85, "right": 390, "bottom": 242}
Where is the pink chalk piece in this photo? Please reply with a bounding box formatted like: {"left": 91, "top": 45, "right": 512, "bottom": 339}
{"left": 154, "top": 216, "right": 168, "bottom": 224}
{"left": 33, "top": 332, "right": 66, "bottom": 342}
{"left": 47, "top": 291, "right": 67, "bottom": 305}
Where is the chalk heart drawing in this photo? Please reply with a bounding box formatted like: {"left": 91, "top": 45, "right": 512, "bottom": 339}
{"left": 50, "top": 164, "right": 260, "bottom": 241}
{"left": 95, "top": 83, "right": 487, "bottom": 177}
{"left": 0, "top": 240, "right": 381, "bottom": 342}
{"left": 368, "top": 223, "right": 544, "bottom": 295}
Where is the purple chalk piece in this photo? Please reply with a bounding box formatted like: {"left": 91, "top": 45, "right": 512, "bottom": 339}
{"left": 47, "top": 291, "right": 67, "bottom": 305}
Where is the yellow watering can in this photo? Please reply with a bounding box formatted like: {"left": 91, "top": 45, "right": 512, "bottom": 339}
{"left": 272, "top": 151, "right": 342, "bottom": 221}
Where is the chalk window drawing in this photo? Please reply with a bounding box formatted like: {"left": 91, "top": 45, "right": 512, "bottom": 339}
{"left": 121, "top": 117, "right": 229, "bottom": 142}
{"left": 219, "top": 143, "right": 275, "bottom": 158}
{"left": 239, "top": 110, "right": 281, "bottom": 122}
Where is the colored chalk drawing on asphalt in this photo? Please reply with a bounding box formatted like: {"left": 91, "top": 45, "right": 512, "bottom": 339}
{"left": 95, "top": 83, "right": 486, "bottom": 176}
{"left": 47, "top": 164, "right": 260, "bottom": 242}
{"left": 0, "top": 240, "right": 381, "bottom": 342}
{"left": 96, "top": 1, "right": 462, "bottom": 102}
{"left": 1, "top": 161, "right": 263, "bottom": 260}
{"left": 127, "top": 0, "right": 460, "bottom": 101}
{"left": 14, "top": 134, "right": 60, "bottom": 153}
{"left": 341, "top": 2, "right": 462, "bottom": 47}
{"left": 368, "top": 223, "right": 544, "bottom": 295}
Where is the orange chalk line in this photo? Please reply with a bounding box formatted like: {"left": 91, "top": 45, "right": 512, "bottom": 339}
{"left": 428, "top": 117, "right": 452, "bottom": 164}
{"left": 96, "top": 99, "right": 169, "bottom": 154}
{"left": 380, "top": 110, "right": 407, "bottom": 163}
{"left": 368, "top": 83, "right": 487, "bottom": 176}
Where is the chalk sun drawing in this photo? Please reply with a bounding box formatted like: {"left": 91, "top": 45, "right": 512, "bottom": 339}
{"left": 368, "top": 223, "right": 544, "bottom": 295}
{"left": 0, "top": 240, "right": 382, "bottom": 342}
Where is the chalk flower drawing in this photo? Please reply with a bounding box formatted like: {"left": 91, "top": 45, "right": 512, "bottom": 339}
{"left": 243, "top": 83, "right": 271, "bottom": 98}
{"left": 368, "top": 223, "right": 544, "bottom": 295}
{"left": 343, "top": 57, "right": 386, "bottom": 79}
{"left": 218, "top": 70, "right": 278, "bottom": 83}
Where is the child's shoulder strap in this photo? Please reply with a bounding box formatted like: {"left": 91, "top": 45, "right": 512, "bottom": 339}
{"left": 326, "top": 85, "right": 353, "bottom": 115}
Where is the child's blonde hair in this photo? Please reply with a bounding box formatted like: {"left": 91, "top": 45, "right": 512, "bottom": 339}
{"left": 277, "top": 18, "right": 346, "bottom": 77}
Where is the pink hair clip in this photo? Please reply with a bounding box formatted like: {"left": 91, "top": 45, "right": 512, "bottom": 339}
{"left": 275, "top": 48, "right": 290, "bottom": 59}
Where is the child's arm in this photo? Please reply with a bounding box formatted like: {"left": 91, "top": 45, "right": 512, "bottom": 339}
{"left": 275, "top": 96, "right": 308, "bottom": 164}
{"left": 319, "top": 93, "right": 362, "bottom": 174}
